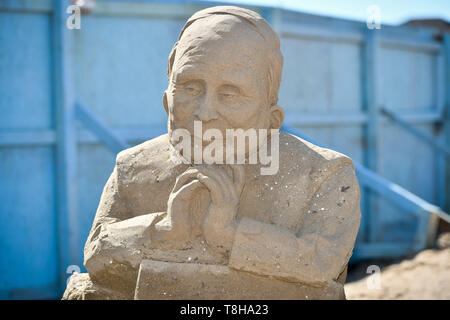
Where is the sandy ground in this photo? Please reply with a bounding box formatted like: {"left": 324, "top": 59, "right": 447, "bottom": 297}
{"left": 345, "top": 234, "right": 450, "bottom": 300}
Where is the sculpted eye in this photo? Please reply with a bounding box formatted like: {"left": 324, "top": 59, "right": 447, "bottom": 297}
{"left": 219, "top": 85, "right": 240, "bottom": 102}
{"left": 182, "top": 81, "right": 202, "bottom": 97}
{"left": 221, "top": 93, "right": 236, "bottom": 99}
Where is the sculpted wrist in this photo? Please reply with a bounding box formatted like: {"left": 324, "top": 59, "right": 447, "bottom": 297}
{"left": 203, "top": 217, "right": 237, "bottom": 256}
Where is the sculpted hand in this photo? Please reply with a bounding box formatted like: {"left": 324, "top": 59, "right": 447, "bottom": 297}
{"left": 197, "top": 165, "right": 245, "bottom": 256}
{"left": 152, "top": 169, "right": 205, "bottom": 248}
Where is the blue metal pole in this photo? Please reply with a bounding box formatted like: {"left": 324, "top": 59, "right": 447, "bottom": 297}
{"left": 444, "top": 34, "right": 450, "bottom": 213}
{"left": 52, "top": 0, "right": 79, "bottom": 295}
{"left": 363, "top": 30, "right": 381, "bottom": 243}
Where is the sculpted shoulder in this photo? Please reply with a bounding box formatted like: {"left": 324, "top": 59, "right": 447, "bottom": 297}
{"left": 114, "top": 134, "right": 186, "bottom": 187}
{"left": 116, "top": 134, "right": 169, "bottom": 169}
{"left": 279, "top": 131, "right": 355, "bottom": 184}
{"left": 112, "top": 134, "right": 188, "bottom": 214}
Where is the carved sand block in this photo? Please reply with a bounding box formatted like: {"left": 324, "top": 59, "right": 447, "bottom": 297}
{"left": 134, "top": 259, "right": 345, "bottom": 300}
{"left": 63, "top": 5, "right": 361, "bottom": 300}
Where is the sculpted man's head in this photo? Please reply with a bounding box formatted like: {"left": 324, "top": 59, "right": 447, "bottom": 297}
{"left": 163, "top": 6, "right": 284, "bottom": 159}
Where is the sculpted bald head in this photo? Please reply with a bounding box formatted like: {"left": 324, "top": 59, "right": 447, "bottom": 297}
{"left": 167, "top": 6, "right": 283, "bottom": 108}
{"left": 163, "top": 6, "right": 285, "bottom": 156}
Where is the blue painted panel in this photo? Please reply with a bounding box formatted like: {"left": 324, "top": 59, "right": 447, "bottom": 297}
{"left": 0, "top": 146, "right": 58, "bottom": 295}
{"left": 377, "top": 123, "right": 437, "bottom": 241}
{"left": 0, "top": 12, "right": 53, "bottom": 130}
{"left": 379, "top": 47, "right": 436, "bottom": 111}
{"left": 330, "top": 42, "right": 362, "bottom": 111}
{"left": 77, "top": 144, "right": 116, "bottom": 270}
{"left": 72, "top": 15, "right": 185, "bottom": 128}
{"left": 279, "top": 38, "right": 362, "bottom": 113}
{"left": 279, "top": 38, "right": 331, "bottom": 112}
{"left": 296, "top": 125, "right": 363, "bottom": 164}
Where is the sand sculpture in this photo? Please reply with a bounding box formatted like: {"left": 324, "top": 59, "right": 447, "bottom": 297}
{"left": 64, "top": 6, "right": 361, "bottom": 300}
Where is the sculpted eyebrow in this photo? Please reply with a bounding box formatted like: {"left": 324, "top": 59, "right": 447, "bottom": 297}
{"left": 173, "top": 67, "right": 255, "bottom": 97}
{"left": 173, "top": 66, "right": 203, "bottom": 83}
{"left": 220, "top": 79, "right": 254, "bottom": 97}
{"left": 173, "top": 73, "right": 198, "bottom": 84}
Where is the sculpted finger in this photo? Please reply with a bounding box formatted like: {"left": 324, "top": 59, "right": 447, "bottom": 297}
{"left": 172, "top": 168, "right": 200, "bottom": 193}
{"left": 173, "top": 179, "right": 203, "bottom": 201}
{"left": 215, "top": 168, "right": 237, "bottom": 200}
{"left": 231, "top": 165, "right": 245, "bottom": 196}
{"left": 197, "top": 166, "right": 232, "bottom": 200}
{"left": 197, "top": 174, "right": 224, "bottom": 204}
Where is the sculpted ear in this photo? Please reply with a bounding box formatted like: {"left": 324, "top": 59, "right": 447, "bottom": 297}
{"left": 269, "top": 105, "right": 284, "bottom": 130}
{"left": 163, "top": 91, "right": 169, "bottom": 115}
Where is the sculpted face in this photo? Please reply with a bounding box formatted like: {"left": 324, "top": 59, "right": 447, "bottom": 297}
{"left": 164, "top": 15, "right": 283, "bottom": 151}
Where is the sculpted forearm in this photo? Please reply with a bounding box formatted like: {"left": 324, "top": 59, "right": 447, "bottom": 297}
{"left": 203, "top": 211, "right": 238, "bottom": 255}
{"left": 84, "top": 212, "right": 165, "bottom": 280}
{"left": 228, "top": 164, "right": 361, "bottom": 286}
{"left": 228, "top": 217, "right": 329, "bottom": 287}
{"left": 228, "top": 216, "right": 355, "bottom": 287}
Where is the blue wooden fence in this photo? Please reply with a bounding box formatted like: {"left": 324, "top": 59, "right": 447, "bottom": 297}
{"left": 0, "top": 0, "right": 448, "bottom": 299}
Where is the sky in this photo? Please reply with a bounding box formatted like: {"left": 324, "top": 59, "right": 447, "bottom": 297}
{"left": 208, "top": 0, "right": 450, "bottom": 26}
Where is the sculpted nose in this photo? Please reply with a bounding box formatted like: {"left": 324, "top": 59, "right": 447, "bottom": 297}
{"left": 194, "top": 93, "right": 219, "bottom": 122}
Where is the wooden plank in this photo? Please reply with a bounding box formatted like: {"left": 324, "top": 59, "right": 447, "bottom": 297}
{"left": 77, "top": 126, "right": 165, "bottom": 145}
{"left": 285, "top": 110, "right": 442, "bottom": 126}
{"left": 91, "top": 1, "right": 205, "bottom": 19}
{"left": 285, "top": 112, "right": 367, "bottom": 126}
{"left": 380, "top": 36, "right": 441, "bottom": 53}
{"left": 0, "top": 0, "right": 51, "bottom": 13}
{"left": 398, "top": 112, "right": 442, "bottom": 123}
{"left": 0, "top": 127, "right": 166, "bottom": 147}
{"left": 52, "top": 0, "right": 79, "bottom": 295}
{"left": 285, "top": 111, "right": 443, "bottom": 127}
{"left": 278, "top": 21, "right": 440, "bottom": 53}
{"left": 280, "top": 22, "right": 363, "bottom": 44}
{"left": 0, "top": 130, "right": 55, "bottom": 146}
{"left": 426, "top": 35, "right": 450, "bottom": 248}
{"left": 436, "top": 51, "right": 446, "bottom": 115}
